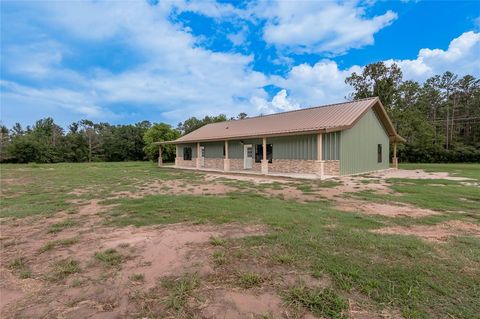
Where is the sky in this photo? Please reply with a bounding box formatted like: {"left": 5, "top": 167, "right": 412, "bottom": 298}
{"left": 1, "top": 0, "right": 479, "bottom": 129}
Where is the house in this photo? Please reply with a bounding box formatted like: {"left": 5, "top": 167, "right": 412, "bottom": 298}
{"left": 157, "top": 97, "right": 405, "bottom": 178}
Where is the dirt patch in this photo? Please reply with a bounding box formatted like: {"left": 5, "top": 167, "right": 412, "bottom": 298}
{"left": 103, "top": 223, "right": 267, "bottom": 289}
{"left": 201, "top": 289, "right": 284, "bottom": 318}
{"left": 0, "top": 209, "right": 267, "bottom": 318}
{"left": 373, "top": 169, "right": 472, "bottom": 181}
{"left": 110, "top": 179, "right": 236, "bottom": 199}
{"left": 67, "top": 188, "right": 89, "bottom": 196}
{"left": 262, "top": 187, "right": 317, "bottom": 202}
{"left": 205, "top": 173, "right": 293, "bottom": 185}
{"left": 336, "top": 200, "right": 440, "bottom": 218}
{"left": 1, "top": 177, "right": 34, "bottom": 185}
{"left": 372, "top": 220, "right": 480, "bottom": 242}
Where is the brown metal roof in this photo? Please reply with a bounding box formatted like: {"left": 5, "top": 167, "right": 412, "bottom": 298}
{"left": 161, "top": 97, "right": 405, "bottom": 144}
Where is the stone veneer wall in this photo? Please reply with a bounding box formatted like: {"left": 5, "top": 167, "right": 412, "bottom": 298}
{"left": 323, "top": 160, "right": 340, "bottom": 176}
{"left": 175, "top": 156, "right": 340, "bottom": 176}
{"left": 229, "top": 158, "right": 261, "bottom": 171}
{"left": 269, "top": 159, "right": 339, "bottom": 176}
{"left": 229, "top": 159, "right": 243, "bottom": 171}
{"left": 175, "top": 157, "right": 196, "bottom": 168}
{"left": 203, "top": 158, "right": 224, "bottom": 170}
{"left": 269, "top": 159, "right": 317, "bottom": 174}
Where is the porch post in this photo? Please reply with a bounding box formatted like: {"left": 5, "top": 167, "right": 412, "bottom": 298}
{"left": 393, "top": 142, "right": 398, "bottom": 169}
{"left": 196, "top": 142, "right": 200, "bottom": 169}
{"left": 158, "top": 145, "right": 163, "bottom": 167}
{"left": 224, "top": 140, "right": 230, "bottom": 171}
{"left": 261, "top": 137, "right": 268, "bottom": 174}
{"left": 316, "top": 133, "right": 324, "bottom": 179}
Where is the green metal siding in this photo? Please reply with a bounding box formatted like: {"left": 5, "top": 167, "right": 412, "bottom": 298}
{"left": 203, "top": 142, "right": 224, "bottom": 158}
{"left": 269, "top": 135, "right": 317, "bottom": 160}
{"left": 322, "top": 132, "right": 340, "bottom": 160}
{"left": 340, "top": 108, "right": 389, "bottom": 175}
{"left": 177, "top": 143, "right": 197, "bottom": 158}
{"left": 228, "top": 139, "right": 261, "bottom": 159}
{"left": 179, "top": 134, "right": 341, "bottom": 161}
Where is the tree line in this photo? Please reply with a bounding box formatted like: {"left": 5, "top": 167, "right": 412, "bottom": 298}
{"left": 0, "top": 114, "right": 246, "bottom": 163}
{"left": 345, "top": 62, "right": 479, "bottom": 162}
{"left": 1, "top": 63, "right": 478, "bottom": 164}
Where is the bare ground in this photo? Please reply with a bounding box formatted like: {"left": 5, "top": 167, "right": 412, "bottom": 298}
{"left": 1, "top": 168, "right": 470, "bottom": 318}
{"left": 372, "top": 220, "right": 480, "bottom": 242}
{"left": 0, "top": 199, "right": 271, "bottom": 318}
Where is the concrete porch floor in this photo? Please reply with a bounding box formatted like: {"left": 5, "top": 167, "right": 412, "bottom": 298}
{"left": 168, "top": 165, "right": 336, "bottom": 180}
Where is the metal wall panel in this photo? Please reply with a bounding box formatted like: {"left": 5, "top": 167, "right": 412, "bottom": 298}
{"left": 269, "top": 135, "right": 317, "bottom": 160}
{"left": 177, "top": 143, "right": 197, "bottom": 158}
{"left": 322, "top": 132, "right": 341, "bottom": 160}
{"left": 340, "top": 108, "right": 390, "bottom": 175}
{"left": 227, "top": 139, "right": 262, "bottom": 159}
{"left": 202, "top": 141, "right": 224, "bottom": 158}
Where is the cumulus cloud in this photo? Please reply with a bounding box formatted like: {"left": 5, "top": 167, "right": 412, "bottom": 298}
{"left": 385, "top": 31, "right": 480, "bottom": 81}
{"left": 252, "top": 89, "right": 300, "bottom": 114}
{"left": 258, "top": 1, "right": 397, "bottom": 54}
{"left": 1, "top": 1, "right": 268, "bottom": 126}
{"left": 272, "top": 60, "right": 361, "bottom": 107}
{"left": 1, "top": 1, "right": 479, "bottom": 129}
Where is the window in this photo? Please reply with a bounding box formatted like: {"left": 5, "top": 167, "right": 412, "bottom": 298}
{"left": 223, "top": 145, "right": 225, "bottom": 156}
{"left": 377, "top": 144, "right": 382, "bottom": 163}
{"left": 183, "top": 147, "right": 192, "bottom": 161}
{"left": 255, "top": 144, "right": 273, "bottom": 163}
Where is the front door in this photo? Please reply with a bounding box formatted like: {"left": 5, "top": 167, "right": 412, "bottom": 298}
{"left": 199, "top": 146, "right": 205, "bottom": 167}
{"left": 244, "top": 144, "right": 253, "bottom": 169}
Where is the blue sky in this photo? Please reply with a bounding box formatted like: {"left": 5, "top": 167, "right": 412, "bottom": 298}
{"left": 1, "top": 0, "right": 479, "bottom": 129}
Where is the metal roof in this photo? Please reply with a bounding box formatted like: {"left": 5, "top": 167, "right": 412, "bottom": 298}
{"left": 160, "top": 97, "right": 405, "bottom": 144}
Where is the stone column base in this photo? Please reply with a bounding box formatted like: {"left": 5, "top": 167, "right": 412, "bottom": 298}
{"left": 315, "top": 160, "right": 325, "bottom": 179}
{"left": 196, "top": 158, "right": 201, "bottom": 169}
{"left": 175, "top": 157, "right": 180, "bottom": 167}
{"left": 261, "top": 160, "right": 269, "bottom": 174}
{"left": 223, "top": 159, "right": 230, "bottom": 171}
{"left": 392, "top": 157, "right": 398, "bottom": 169}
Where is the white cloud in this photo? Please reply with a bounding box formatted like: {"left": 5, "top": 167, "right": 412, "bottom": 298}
{"left": 272, "top": 60, "right": 361, "bottom": 107}
{"left": 252, "top": 89, "right": 300, "bottom": 114}
{"left": 258, "top": 1, "right": 397, "bottom": 54}
{"left": 1, "top": 1, "right": 269, "bottom": 126}
{"left": 385, "top": 31, "right": 480, "bottom": 81}
{"left": 0, "top": 80, "right": 106, "bottom": 119}
{"left": 2, "top": 1, "right": 479, "bottom": 130}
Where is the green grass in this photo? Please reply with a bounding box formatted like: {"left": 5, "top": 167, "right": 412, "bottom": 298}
{"left": 284, "top": 285, "right": 348, "bottom": 319}
{"left": 212, "top": 250, "right": 226, "bottom": 266}
{"left": 161, "top": 273, "right": 199, "bottom": 312}
{"left": 50, "top": 258, "right": 80, "bottom": 280}
{"left": 209, "top": 236, "right": 226, "bottom": 246}
{"left": 400, "top": 163, "right": 480, "bottom": 180}
{"left": 39, "top": 236, "right": 79, "bottom": 253}
{"left": 350, "top": 177, "right": 479, "bottom": 222}
{"left": 239, "top": 271, "right": 263, "bottom": 288}
{"left": 94, "top": 248, "right": 123, "bottom": 267}
{"left": 129, "top": 273, "right": 145, "bottom": 282}
{"left": 47, "top": 219, "right": 78, "bottom": 234}
{"left": 1, "top": 162, "right": 479, "bottom": 318}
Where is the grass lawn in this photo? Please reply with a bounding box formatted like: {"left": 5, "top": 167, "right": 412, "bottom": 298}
{"left": 1, "top": 162, "right": 479, "bottom": 318}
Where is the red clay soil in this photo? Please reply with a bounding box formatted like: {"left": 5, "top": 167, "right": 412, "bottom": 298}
{"left": 371, "top": 220, "right": 480, "bottom": 242}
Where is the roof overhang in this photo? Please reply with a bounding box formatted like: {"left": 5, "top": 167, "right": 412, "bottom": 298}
{"left": 156, "top": 97, "right": 405, "bottom": 145}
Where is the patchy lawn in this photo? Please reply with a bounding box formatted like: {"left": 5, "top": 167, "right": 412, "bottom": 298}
{"left": 0, "top": 162, "right": 479, "bottom": 318}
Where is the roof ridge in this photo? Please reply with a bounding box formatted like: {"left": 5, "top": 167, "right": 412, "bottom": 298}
{"left": 207, "top": 96, "right": 378, "bottom": 125}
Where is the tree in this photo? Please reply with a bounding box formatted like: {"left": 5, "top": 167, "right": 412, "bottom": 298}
{"left": 177, "top": 114, "right": 227, "bottom": 135}
{"left": 6, "top": 135, "right": 46, "bottom": 163}
{"left": 345, "top": 62, "right": 403, "bottom": 111}
{"left": 345, "top": 62, "right": 480, "bottom": 163}
{"left": 143, "top": 123, "right": 180, "bottom": 162}
{"left": 78, "top": 120, "right": 102, "bottom": 162}
{"left": 0, "top": 125, "right": 10, "bottom": 162}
